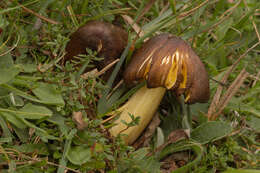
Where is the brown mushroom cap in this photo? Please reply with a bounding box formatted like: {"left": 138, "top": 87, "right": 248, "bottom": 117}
{"left": 124, "top": 33, "right": 210, "bottom": 104}
{"left": 64, "top": 20, "right": 128, "bottom": 70}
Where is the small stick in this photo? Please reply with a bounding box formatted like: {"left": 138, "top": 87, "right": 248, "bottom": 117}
{"left": 20, "top": 4, "right": 59, "bottom": 24}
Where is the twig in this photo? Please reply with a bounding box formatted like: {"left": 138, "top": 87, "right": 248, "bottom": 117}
{"left": 19, "top": 4, "right": 59, "bottom": 24}
{"left": 95, "top": 59, "right": 120, "bottom": 77}
{"left": 122, "top": 15, "right": 145, "bottom": 37}
{"left": 211, "top": 69, "right": 249, "bottom": 120}
{"left": 178, "top": 0, "right": 209, "bottom": 18}
{"left": 1, "top": 148, "right": 81, "bottom": 173}
{"left": 106, "top": 79, "right": 124, "bottom": 99}
{"left": 243, "top": 0, "right": 260, "bottom": 42}
{"left": 136, "top": 0, "right": 157, "bottom": 24}
{"left": 207, "top": 41, "right": 260, "bottom": 118}
{"left": 203, "top": 0, "right": 241, "bottom": 33}
{"left": 252, "top": 71, "right": 260, "bottom": 87}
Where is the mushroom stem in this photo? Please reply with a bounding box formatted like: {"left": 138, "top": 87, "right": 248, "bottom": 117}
{"left": 109, "top": 85, "right": 166, "bottom": 145}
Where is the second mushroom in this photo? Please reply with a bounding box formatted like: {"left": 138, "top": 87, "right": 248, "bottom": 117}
{"left": 109, "top": 33, "right": 210, "bottom": 145}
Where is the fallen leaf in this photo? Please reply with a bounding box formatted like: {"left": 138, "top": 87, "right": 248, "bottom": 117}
{"left": 72, "top": 111, "right": 88, "bottom": 130}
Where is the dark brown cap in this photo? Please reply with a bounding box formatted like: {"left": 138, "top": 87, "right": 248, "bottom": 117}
{"left": 64, "top": 20, "right": 128, "bottom": 70}
{"left": 124, "top": 33, "right": 209, "bottom": 104}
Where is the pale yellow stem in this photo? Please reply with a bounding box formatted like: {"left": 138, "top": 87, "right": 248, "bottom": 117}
{"left": 109, "top": 85, "right": 166, "bottom": 145}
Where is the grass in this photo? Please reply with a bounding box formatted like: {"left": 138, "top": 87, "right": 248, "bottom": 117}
{"left": 0, "top": 0, "right": 260, "bottom": 172}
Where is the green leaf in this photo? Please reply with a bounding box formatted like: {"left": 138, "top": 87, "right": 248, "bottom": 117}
{"left": 13, "top": 126, "right": 29, "bottom": 142}
{"left": 19, "top": 103, "right": 52, "bottom": 119}
{"left": 191, "top": 121, "right": 232, "bottom": 144}
{"left": 12, "top": 143, "right": 49, "bottom": 155}
{"left": 20, "top": 63, "right": 37, "bottom": 73}
{"left": 158, "top": 141, "right": 203, "bottom": 173}
{"left": 0, "top": 53, "right": 13, "bottom": 67}
{"left": 246, "top": 115, "right": 260, "bottom": 131}
{"left": 58, "top": 129, "right": 77, "bottom": 173}
{"left": 32, "top": 83, "right": 65, "bottom": 106}
{"left": 0, "top": 66, "right": 20, "bottom": 84}
{"left": 47, "top": 114, "right": 69, "bottom": 136}
{"left": 0, "top": 137, "right": 12, "bottom": 143}
{"left": 119, "top": 147, "right": 161, "bottom": 173}
{"left": 67, "top": 146, "right": 91, "bottom": 165}
{"left": 0, "top": 115, "right": 13, "bottom": 139}
{"left": 0, "top": 112, "right": 27, "bottom": 129}
{"left": 215, "top": 18, "right": 233, "bottom": 40}
{"left": 1, "top": 83, "right": 54, "bottom": 105}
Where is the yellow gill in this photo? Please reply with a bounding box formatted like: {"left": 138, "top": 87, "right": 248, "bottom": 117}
{"left": 164, "top": 51, "right": 179, "bottom": 89}
{"left": 179, "top": 57, "right": 188, "bottom": 89}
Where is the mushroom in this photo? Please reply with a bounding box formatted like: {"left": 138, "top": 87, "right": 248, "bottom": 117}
{"left": 64, "top": 20, "right": 128, "bottom": 77}
{"left": 109, "top": 33, "right": 210, "bottom": 145}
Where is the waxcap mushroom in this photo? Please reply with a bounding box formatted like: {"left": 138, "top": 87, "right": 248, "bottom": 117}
{"left": 65, "top": 20, "right": 128, "bottom": 70}
{"left": 124, "top": 33, "right": 210, "bottom": 104}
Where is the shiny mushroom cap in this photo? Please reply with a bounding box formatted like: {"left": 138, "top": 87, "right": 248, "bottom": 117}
{"left": 65, "top": 20, "right": 128, "bottom": 70}
{"left": 124, "top": 33, "right": 210, "bottom": 104}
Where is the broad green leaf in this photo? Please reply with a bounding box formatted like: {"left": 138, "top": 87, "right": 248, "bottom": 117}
{"left": 246, "top": 116, "right": 260, "bottom": 131}
{"left": 32, "top": 83, "right": 65, "bottom": 106}
{"left": 1, "top": 83, "right": 52, "bottom": 104}
{"left": 85, "top": 160, "right": 106, "bottom": 169}
{"left": 191, "top": 121, "right": 232, "bottom": 144}
{"left": 67, "top": 146, "right": 91, "bottom": 165}
{"left": 0, "top": 45, "right": 13, "bottom": 67}
{"left": 8, "top": 93, "right": 24, "bottom": 107}
{"left": 0, "top": 66, "right": 20, "bottom": 84}
{"left": 19, "top": 103, "right": 52, "bottom": 119}
{"left": 0, "top": 137, "right": 12, "bottom": 143}
{"left": 158, "top": 141, "right": 203, "bottom": 173}
{"left": 13, "top": 126, "right": 29, "bottom": 142}
{"left": 0, "top": 112, "right": 27, "bottom": 129}
{"left": 12, "top": 143, "right": 49, "bottom": 155}
{"left": 20, "top": 63, "right": 37, "bottom": 73}
{"left": 0, "top": 116, "right": 13, "bottom": 139}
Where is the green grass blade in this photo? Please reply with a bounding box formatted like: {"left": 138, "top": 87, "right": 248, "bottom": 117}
{"left": 0, "top": 0, "right": 39, "bottom": 14}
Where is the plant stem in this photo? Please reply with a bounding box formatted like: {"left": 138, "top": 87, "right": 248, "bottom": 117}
{"left": 109, "top": 85, "right": 166, "bottom": 145}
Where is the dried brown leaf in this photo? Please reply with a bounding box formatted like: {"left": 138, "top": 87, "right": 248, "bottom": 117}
{"left": 72, "top": 111, "right": 88, "bottom": 130}
{"left": 211, "top": 69, "right": 249, "bottom": 120}
{"left": 122, "top": 15, "right": 145, "bottom": 37}
{"left": 208, "top": 41, "right": 260, "bottom": 118}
